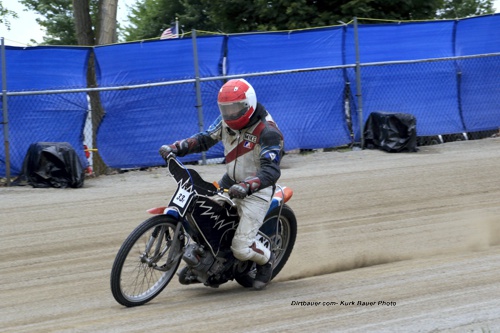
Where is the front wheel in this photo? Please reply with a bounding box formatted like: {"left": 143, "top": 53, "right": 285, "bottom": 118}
{"left": 110, "top": 215, "right": 184, "bottom": 307}
{"left": 235, "top": 204, "right": 297, "bottom": 287}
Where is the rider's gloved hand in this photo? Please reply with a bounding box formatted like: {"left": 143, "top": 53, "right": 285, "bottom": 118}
{"left": 228, "top": 183, "right": 249, "bottom": 199}
{"left": 159, "top": 144, "right": 177, "bottom": 159}
{"left": 159, "top": 140, "right": 190, "bottom": 159}
{"left": 228, "top": 177, "right": 261, "bottom": 199}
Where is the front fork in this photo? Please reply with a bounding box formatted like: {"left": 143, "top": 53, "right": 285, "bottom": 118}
{"left": 140, "top": 221, "right": 185, "bottom": 271}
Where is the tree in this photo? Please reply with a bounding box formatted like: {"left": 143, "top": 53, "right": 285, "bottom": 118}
{"left": 436, "top": 0, "right": 494, "bottom": 18}
{"left": 71, "top": 0, "right": 118, "bottom": 175}
{"left": 0, "top": 1, "right": 18, "bottom": 30}
{"left": 97, "top": 0, "right": 118, "bottom": 44}
{"left": 72, "top": 0, "right": 94, "bottom": 45}
{"left": 123, "top": 0, "right": 494, "bottom": 41}
{"left": 19, "top": 0, "right": 118, "bottom": 45}
{"left": 72, "top": 0, "right": 118, "bottom": 45}
{"left": 17, "top": 0, "right": 496, "bottom": 44}
{"left": 20, "top": 0, "right": 78, "bottom": 45}
{"left": 123, "top": 0, "right": 185, "bottom": 41}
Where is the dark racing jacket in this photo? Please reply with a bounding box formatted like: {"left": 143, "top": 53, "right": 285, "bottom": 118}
{"left": 182, "top": 103, "right": 284, "bottom": 190}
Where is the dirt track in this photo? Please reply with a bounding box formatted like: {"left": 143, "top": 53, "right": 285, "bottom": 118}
{"left": 2, "top": 138, "right": 500, "bottom": 333}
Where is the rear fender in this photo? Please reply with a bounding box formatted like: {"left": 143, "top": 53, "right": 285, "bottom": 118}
{"left": 267, "top": 186, "right": 293, "bottom": 213}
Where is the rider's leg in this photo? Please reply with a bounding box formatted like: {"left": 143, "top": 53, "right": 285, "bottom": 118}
{"left": 230, "top": 187, "right": 273, "bottom": 265}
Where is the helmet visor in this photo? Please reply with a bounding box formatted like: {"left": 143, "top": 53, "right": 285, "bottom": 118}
{"left": 219, "top": 101, "right": 249, "bottom": 121}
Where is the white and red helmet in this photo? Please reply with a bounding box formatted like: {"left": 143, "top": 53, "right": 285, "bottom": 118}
{"left": 217, "top": 79, "right": 257, "bottom": 130}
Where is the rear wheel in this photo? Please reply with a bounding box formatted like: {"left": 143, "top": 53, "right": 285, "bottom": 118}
{"left": 235, "top": 204, "right": 297, "bottom": 287}
{"left": 110, "top": 215, "right": 183, "bottom": 307}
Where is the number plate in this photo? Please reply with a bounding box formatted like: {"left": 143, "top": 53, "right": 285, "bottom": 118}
{"left": 169, "top": 186, "right": 194, "bottom": 216}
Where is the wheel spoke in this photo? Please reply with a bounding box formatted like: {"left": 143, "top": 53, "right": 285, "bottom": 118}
{"left": 111, "top": 216, "right": 183, "bottom": 306}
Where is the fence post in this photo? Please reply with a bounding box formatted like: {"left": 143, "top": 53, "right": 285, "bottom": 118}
{"left": 1, "top": 38, "right": 11, "bottom": 185}
{"left": 191, "top": 29, "right": 207, "bottom": 165}
{"left": 353, "top": 17, "right": 365, "bottom": 148}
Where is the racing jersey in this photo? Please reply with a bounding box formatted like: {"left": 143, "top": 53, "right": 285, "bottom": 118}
{"left": 182, "top": 103, "right": 284, "bottom": 191}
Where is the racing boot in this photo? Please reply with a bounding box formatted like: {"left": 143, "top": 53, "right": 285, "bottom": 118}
{"left": 253, "top": 253, "right": 275, "bottom": 290}
{"left": 178, "top": 266, "right": 201, "bottom": 285}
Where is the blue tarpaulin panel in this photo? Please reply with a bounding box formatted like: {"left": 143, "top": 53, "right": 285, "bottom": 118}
{"left": 457, "top": 56, "right": 500, "bottom": 132}
{"left": 345, "top": 21, "right": 455, "bottom": 63}
{"left": 456, "top": 15, "right": 500, "bottom": 132}
{"left": 345, "top": 21, "right": 462, "bottom": 139}
{"left": 226, "top": 27, "right": 345, "bottom": 73}
{"left": 1, "top": 46, "right": 90, "bottom": 90}
{"left": 94, "top": 37, "right": 223, "bottom": 85}
{"left": 347, "top": 62, "right": 464, "bottom": 139}
{"left": 94, "top": 37, "right": 225, "bottom": 168}
{"left": 235, "top": 73, "right": 351, "bottom": 151}
{"left": 456, "top": 15, "right": 500, "bottom": 56}
{"left": 0, "top": 46, "right": 90, "bottom": 177}
{"left": 226, "top": 28, "right": 351, "bottom": 150}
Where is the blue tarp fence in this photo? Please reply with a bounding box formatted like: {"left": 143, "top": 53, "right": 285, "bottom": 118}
{"left": 1, "top": 14, "right": 500, "bottom": 176}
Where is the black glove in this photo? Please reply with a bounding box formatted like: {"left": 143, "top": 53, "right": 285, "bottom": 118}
{"left": 228, "top": 177, "right": 261, "bottom": 199}
{"left": 159, "top": 140, "right": 190, "bottom": 159}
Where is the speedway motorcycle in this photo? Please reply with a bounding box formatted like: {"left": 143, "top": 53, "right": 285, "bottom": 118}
{"left": 110, "top": 154, "right": 297, "bottom": 307}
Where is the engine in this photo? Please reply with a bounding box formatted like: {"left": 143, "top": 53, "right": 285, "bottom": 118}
{"left": 182, "top": 243, "right": 215, "bottom": 283}
{"left": 180, "top": 243, "right": 236, "bottom": 287}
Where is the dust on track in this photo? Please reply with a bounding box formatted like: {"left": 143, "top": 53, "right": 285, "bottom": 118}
{"left": 2, "top": 138, "right": 500, "bottom": 332}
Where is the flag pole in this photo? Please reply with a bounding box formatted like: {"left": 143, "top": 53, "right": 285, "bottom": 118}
{"left": 176, "top": 17, "right": 179, "bottom": 38}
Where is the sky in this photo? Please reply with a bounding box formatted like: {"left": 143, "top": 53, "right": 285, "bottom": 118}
{"left": 1, "top": 0, "right": 500, "bottom": 46}
{"left": 0, "top": 0, "right": 135, "bottom": 46}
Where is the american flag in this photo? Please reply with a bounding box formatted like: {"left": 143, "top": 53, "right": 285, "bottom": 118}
{"left": 160, "top": 25, "right": 177, "bottom": 39}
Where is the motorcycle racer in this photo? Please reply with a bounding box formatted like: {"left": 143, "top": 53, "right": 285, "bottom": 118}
{"left": 159, "top": 78, "right": 284, "bottom": 290}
